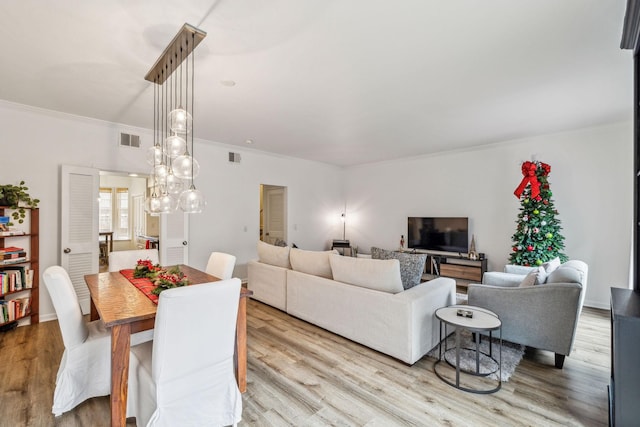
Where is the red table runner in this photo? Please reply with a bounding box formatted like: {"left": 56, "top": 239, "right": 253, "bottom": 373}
{"left": 120, "top": 269, "right": 159, "bottom": 304}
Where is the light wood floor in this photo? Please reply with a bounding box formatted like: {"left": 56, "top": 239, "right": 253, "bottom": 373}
{"left": 0, "top": 300, "right": 610, "bottom": 426}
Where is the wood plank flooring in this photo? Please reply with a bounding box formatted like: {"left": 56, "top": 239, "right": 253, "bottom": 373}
{"left": 0, "top": 300, "right": 610, "bottom": 426}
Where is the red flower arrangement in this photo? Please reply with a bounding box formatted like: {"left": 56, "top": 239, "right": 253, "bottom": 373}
{"left": 133, "top": 259, "right": 190, "bottom": 295}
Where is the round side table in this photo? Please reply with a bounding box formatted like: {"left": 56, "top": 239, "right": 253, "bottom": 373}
{"left": 434, "top": 304, "right": 502, "bottom": 394}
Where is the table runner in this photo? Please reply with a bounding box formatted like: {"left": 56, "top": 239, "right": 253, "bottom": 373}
{"left": 120, "top": 269, "right": 159, "bottom": 304}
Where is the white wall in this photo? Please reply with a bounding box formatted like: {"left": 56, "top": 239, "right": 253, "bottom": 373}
{"left": 0, "top": 100, "right": 344, "bottom": 321}
{"left": 343, "top": 122, "right": 633, "bottom": 309}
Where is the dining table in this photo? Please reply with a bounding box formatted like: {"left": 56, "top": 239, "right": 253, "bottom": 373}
{"left": 85, "top": 265, "right": 252, "bottom": 427}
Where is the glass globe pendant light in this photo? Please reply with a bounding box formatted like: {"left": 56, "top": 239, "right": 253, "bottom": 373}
{"left": 179, "top": 185, "right": 205, "bottom": 213}
{"left": 165, "top": 164, "right": 184, "bottom": 194}
{"left": 158, "top": 191, "right": 178, "bottom": 213}
{"left": 146, "top": 144, "right": 163, "bottom": 166}
{"left": 168, "top": 107, "right": 192, "bottom": 134}
{"left": 145, "top": 191, "right": 162, "bottom": 214}
{"left": 172, "top": 153, "right": 200, "bottom": 179}
{"left": 145, "top": 24, "right": 206, "bottom": 214}
{"left": 165, "top": 133, "right": 186, "bottom": 159}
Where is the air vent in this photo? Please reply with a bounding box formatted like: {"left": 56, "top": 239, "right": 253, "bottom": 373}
{"left": 120, "top": 132, "right": 141, "bottom": 148}
{"left": 228, "top": 152, "right": 241, "bottom": 163}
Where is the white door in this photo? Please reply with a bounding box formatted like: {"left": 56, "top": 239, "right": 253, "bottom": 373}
{"left": 61, "top": 165, "right": 99, "bottom": 314}
{"left": 159, "top": 211, "right": 188, "bottom": 266}
{"left": 263, "top": 186, "right": 286, "bottom": 244}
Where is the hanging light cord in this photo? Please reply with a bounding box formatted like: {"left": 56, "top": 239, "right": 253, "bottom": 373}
{"left": 190, "top": 32, "right": 196, "bottom": 190}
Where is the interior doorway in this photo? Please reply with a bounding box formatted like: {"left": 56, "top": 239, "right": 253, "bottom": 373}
{"left": 98, "top": 171, "right": 154, "bottom": 271}
{"left": 260, "top": 184, "right": 287, "bottom": 245}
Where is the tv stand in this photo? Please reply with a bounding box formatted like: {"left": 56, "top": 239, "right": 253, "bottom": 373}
{"left": 419, "top": 251, "right": 487, "bottom": 283}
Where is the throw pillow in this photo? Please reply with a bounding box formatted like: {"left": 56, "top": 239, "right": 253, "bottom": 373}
{"left": 542, "top": 257, "right": 561, "bottom": 275}
{"left": 329, "top": 254, "right": 404, "bottom": 294}
{"left": 518, "top": 266, "right": 547, "bottom": 287}
{"left": 546, "top": 266, "right": 582, "bottom": 284}
{"left": 257, "top": 240, "right": 291, "bottom": 269}
{"left": 289, "top": 248, "right": 336, "bottom": 279}
{"left": 370, "top": 247, "right": 427, "bottom": 290}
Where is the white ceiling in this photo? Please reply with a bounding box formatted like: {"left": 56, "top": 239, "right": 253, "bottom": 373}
{"left": 0, "top": 1, "right": 632, "bottom": 166}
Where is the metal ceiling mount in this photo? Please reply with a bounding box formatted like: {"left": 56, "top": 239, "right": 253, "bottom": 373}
{"left": 144, "top": 23, "right": 206, "bottom": 84}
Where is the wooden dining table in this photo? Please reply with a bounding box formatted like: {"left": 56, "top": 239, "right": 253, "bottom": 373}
{"left": 84, "top": 265, "right": 252, "bottom": 427}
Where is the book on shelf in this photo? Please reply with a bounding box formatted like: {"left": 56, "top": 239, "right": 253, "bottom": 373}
{"left": 25, "top": 269, "right": 33, "bottom": 289}
{"left": 0, "top": 257, "right": 27, "bottom": 265}
{"left": 0, "top": 229, "right": 26, "bottom": 237}
{"left": 0, "top": 246, "right": 24, "bottom": 255}
{"left": 0, "top": 266, "right": 25, "bottom": 293}
{"left": 0, "top": 297, "right": 30, "bottom": 323}
{"left": 1, "top": 252, "right": 26, "bottom": 259}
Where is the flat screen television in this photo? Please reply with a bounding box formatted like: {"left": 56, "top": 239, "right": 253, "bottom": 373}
{"left": 407, "top": 217, "right": 469, "bottom": 253}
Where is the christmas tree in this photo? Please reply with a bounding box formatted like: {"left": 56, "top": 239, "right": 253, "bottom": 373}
{"left": 509, "top": 160, "right": 568, "bottom": 266}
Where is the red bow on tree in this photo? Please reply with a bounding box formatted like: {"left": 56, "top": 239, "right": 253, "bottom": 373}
{"left": 514, "top": 161, "right": 540, "bottom": 199}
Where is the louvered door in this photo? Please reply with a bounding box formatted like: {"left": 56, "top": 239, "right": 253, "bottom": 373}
{"left": 61, "top": 165, "right": 99, "bottom": 314}
{"left": 159, "top": 211, "right": 188, "bottom": 266}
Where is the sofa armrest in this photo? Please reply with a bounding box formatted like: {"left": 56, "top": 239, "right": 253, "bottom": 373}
{"left": 482, "top": 271, "right": 525, "bottom": 287}
{"left": 394, "top": 277, "right": 456, "bottom": 360}
{"left": 247, "top": 260, "right": 288, "bottom": 311}
{"left": 467, "top": 282, "right": 583, "bottom": 355}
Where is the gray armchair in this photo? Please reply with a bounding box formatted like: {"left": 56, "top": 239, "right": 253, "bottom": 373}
{"left": 467, "top": 260, "right": 588, "bottom": 368}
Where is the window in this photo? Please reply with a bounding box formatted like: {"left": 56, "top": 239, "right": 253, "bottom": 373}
{"left": 99, "top": 187, "right": 130, "bottom": 240}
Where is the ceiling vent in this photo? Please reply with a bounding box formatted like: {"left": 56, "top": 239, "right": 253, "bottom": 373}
{"left": 228, "top": 152, "right": 241, "bottom": 163}
{"left": 120, "top": 132, "right": 141, "bottom": 148}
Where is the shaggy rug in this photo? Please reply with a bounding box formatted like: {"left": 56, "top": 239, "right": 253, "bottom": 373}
{"left": 427, "top": 330, "right": 525, "bottom": 382}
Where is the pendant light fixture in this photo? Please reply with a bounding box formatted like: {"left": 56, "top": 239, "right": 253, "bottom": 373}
{"left": 144, "top": 23, "right": 206, "bottom": 214}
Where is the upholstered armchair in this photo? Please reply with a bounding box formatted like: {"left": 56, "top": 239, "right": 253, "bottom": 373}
{"left": 467, "top": 260, "right": 588, "bottom": 368}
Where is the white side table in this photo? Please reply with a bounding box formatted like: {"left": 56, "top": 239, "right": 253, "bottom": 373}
{"left": 434, "top": 304, "right": 502, "bottom": 394}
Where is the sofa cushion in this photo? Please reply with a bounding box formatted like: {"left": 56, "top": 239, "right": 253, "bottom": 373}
{"left": 370, "top": 247, "right": 427, "bottom": 290}
{"left": 519, "top": 266, "right": 547, "bottom": 287}
{"left": 257, "top": 240, "right": 291, "bottom": 269}
{"left": 329, "top": 254, "right": 403, "bottom": 294}
{"left": 290, "top": 248, "right": 336, "bottom": 279}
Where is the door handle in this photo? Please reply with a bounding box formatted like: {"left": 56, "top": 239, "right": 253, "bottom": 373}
{"left": 63, "top": 248, "right": 71, "bottom": 253}
{"left": 182, "top": 241, "right": 188, "bottom": 246}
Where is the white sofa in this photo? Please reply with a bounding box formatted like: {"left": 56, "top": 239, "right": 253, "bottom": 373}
{"left": 247, "top": 242, "right": 456, "bottom": 364}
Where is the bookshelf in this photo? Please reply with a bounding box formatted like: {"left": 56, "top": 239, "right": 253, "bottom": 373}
{"left": 0, "top": 207, "right": 38, "bottom": 327}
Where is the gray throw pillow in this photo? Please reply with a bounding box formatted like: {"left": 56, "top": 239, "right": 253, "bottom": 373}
{"left": 370, "top": 247, "right": 427, "bottom": 290}
{"left": 519, "top": 266, "right": 547, "bottom": 287}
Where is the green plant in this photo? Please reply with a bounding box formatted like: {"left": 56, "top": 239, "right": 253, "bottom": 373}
{"left": 0, "top": 181, "right": 40, "bottom": 224}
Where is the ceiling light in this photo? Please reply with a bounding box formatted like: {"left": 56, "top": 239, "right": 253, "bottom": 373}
{"left": 221, "top": 80, "right": 236, "bottom": 87}
{"left": 144, "top": 23, "right": 207, "bottom": 214}
{"left": 245, "top": 139, "right": 254, "bottom": 144}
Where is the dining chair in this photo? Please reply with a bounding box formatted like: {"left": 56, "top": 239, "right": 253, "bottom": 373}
{"left": 205, "top": 251, "right": 237, "bottom": 279}
{"left": 127, "top": 278, "right": 243, "bottom": 426}
{"left": 108, "top": 249, "right": 160, "bottom": 272}
{"left": 43, "top": 266, "right": 151, "bottom": 416}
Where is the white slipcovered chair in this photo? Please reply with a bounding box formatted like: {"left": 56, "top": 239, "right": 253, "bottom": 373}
{"left": 205, "top": 251, "right": 237, "bottom": 280}
{"left": 108, "top": 249, "right": 160, "bottom": 272}
{"left": 127, "top": 278, "right": 243, "bottom": 426}
{"left": 43, "top": 266, "right": 151, "bottom": 416}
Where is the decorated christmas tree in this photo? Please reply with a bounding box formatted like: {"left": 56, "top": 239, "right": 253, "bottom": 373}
{"left": 509, "top": 160, "right": 568, "bottom": 266}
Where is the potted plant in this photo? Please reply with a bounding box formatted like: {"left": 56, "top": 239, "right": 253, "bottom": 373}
{"left": 0, "top": 181, "right": 40, "bottom": 224}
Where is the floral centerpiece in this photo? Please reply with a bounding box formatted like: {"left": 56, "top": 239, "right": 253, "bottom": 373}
{"left": 133, "top": 259, "right": 190, "bottom": 295}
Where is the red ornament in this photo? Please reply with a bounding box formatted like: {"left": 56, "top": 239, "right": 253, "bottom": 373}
{"left": 548, "top": 246, "right": 553, "bottom": 251}
{"left": 543, "top": 200, "right": 549, "bottom": 205}
{"left": 512, "top": 247, "right": 518, "bottom": 252}
{"left": 527, "top": 245, "right": 534, "bottom": 251}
